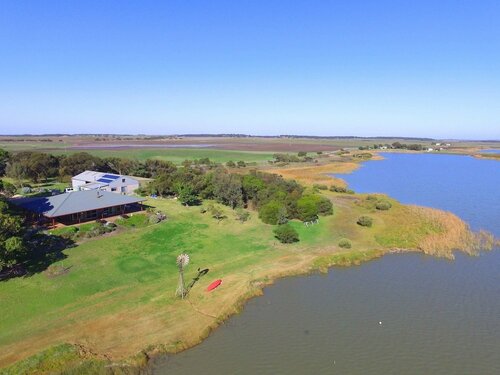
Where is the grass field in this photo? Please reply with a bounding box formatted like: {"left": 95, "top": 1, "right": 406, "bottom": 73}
{"left": 0, "top": 185, "right": 483, "bottom": 372}
{"left": 50, "top": 148, "right": 276, "bottom": 164}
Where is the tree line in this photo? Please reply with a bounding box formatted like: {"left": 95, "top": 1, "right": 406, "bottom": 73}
{"left": 148, "top": 165, "right": 333, "bottom": 225}
{"left": 0, "top": 149, "right": 188, "bottom": 187}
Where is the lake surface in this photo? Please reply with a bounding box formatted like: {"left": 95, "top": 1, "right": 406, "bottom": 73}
{"left": 151, "top": 153, "right": 499, "bottom": 375}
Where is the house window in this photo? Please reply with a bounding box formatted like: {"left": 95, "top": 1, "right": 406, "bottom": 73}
{"left": 111, "top": 187, "right": 117, "bottom": 192}
{"left": 121, "top": 186, "right": 126, "bottom": 193}
{"left": 122, "top": 178, "right": 126, "bottom": 183}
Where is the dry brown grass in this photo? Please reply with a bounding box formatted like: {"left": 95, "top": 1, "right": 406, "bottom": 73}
{"left": 409, "top": 206, "right": 495, "bottom": 258}
{"left": 264, "top": 161, "right": 360, "bottom": 187}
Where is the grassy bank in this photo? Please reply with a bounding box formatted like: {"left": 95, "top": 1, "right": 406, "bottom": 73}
{"left": 0, "top": 185, "right": 489, "bottom": 373}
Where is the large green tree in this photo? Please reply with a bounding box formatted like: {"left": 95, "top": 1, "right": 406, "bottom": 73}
{"left": 0, "top": 148, "right": 9, "bottom": 176}
{"left": 0, "top": 199, "right": 26, "bottom": 272}
{"left": 59, "top": 152, "right": 107, "bottom": 177}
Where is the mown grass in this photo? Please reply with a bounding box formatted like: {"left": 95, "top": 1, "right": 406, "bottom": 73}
{"left": 115, "top": 213, "right": 150, "bottom": 228}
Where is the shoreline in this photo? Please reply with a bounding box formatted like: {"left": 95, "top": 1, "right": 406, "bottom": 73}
{"left": 1, "top": 157, "right": 497, "bottom": 373}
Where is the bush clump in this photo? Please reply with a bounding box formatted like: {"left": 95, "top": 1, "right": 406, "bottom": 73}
{"left": 313, "top": 184, "right": 328, "bottom": 190}
{"left": 357, "top": 216, "right": 373, "bottom": 227}
{"left": 87, "top": 222, "right": 115, "bottom": 238}
{"left": 50, "top": 226, "right": 78, "bottom": 240}
{"left": 273, "top": 224, "right": 300, "bottom": 243}
{"left": 338, "top": 238, "right": 352, "bottom": 249}
{"left": 375, "top": 200, "right": 392, "bottom": 210}
{"left": 330, "top": 185, "right": 354, "bottom": 194}
{"left": 235, "top": 208, "right": 250, "bottom": 223}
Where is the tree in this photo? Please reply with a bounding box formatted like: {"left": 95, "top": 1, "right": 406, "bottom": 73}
{"left": 226, "top": 160, "right": 236, "bottom": 168}
{"left": 273, "top": 224, "right": 299, "bottom": 243}
{"left": 59, "top": 152, "right": 107, "bottom": 177}
{"left": 297, "top": 195, "right": 333, "bottom": 221}
{"left": 259, "top": 200, "right": 286, "bottom": 225}
{"left": 6, "top": 152, "right": 59, "bottom": 183}
{"left": 212, "top": 169, "right": 243, "bottom": 208}
{"left": 103, "top": 157, "right": 140, "bottom": 175}
{"left": 298, "top": 151, "right": 307, "bottom": 157}
{"left": 242, "top": 173, "right": 265, "bottom": 201}
{"left": 0, "top": 148, "right": 9, "bottom": 176}
{"left": 237, "top": 160, "right": 246, "bottom": 168}
{"left": 143, "top": 159, "right": 177, "bottom": 178}
{"left": 0, "top": 198, "right": 26, "bottom": 272}
{"left": 176, "top": 184, "right": 200, "bottom": 206}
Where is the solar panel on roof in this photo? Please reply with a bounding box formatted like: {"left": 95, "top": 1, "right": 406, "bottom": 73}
{"left": 97, "top": 178, "right": 113, "bottom": 183}
{"left": 102, "top": 174, "right": 120, "bottom": 179}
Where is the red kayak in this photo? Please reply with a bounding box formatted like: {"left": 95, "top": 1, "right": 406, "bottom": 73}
{"left": 206, "top": 279, "right": 222, "bottom": 291}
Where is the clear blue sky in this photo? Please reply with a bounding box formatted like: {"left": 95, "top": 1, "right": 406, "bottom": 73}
{"left": 1, "top": 0, "right": 499, "bottom": 139}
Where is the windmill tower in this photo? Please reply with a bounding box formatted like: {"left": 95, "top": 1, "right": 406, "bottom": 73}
{"left": 176, "top": 254, "right": 190, "bottom": 299}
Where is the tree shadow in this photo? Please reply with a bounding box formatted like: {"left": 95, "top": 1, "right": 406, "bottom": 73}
{"left": 0, "top": 230, "right": 75, "bottom": 282}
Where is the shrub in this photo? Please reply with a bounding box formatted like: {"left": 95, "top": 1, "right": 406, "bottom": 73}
{"left": 50, "top": 226, "right": 78, "bottom": 240}
{"left": 366, "top": 195, "right": 378, "bottom": 201}
{"left": 375, "top": 200, "right": 392, "bottom": 210}
{"left": 357, "top": 216, "right": 373, "bottom": 227}
{"left": 235, "top": 208, "right": 250, "bottom": 223}
{"left": 209, "top": 205, "right": 226, "bottom": 222}
{"left": 330, "top": 185, "right": 353, "bottom": 194}
{"left": 338, "top": 238, "right": 352, "bottom": 249}
{"left": 313, "top": 184, "right": 328, "bottom": 190}
{"left": 0, "top": 180, "right": 16, "bottom": 197}
{"left": 84, "top": 223, "right": 111, "bottom": 238}
{"left": 148, "top": 215, "right": 161, "bottom": 224}
{"left": 226, "top": 160, "right": 236, "bottom": 167}
{"left": 274, "top": 224, "right": 299, "bottom": 243}
{"left": 237, "top": 161, "right": 246, "bottom": 168}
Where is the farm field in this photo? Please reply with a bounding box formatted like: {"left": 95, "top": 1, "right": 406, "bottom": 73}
{"left": 49, "top": 148, "right": 276, "bottom": 164}
{"left": 1, "top": 135, "right": 499, "bottom": 155}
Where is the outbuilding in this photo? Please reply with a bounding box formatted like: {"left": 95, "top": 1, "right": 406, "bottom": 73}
{"left": 71, "top": 171, "right": 140, "bottom": 194}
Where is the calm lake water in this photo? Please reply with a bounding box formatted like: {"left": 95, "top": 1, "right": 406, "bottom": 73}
{"left": 151, "top": 153, "right": 499, "bottom": 375}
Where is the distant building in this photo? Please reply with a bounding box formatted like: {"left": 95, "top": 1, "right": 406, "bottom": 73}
{"left": 10, "top": 190, "right": 146, "bottom": 226}
{"left": 71, "top": 171, "right": 140, "bottom": 194}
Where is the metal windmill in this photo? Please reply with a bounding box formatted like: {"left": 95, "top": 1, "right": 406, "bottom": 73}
{"left": 176, "top": 253, "right": 190, "bottom": 299}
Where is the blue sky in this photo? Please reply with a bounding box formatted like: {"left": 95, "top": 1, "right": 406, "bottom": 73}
{"left": 1, "top": 1, "right": 499, "bottom": 139}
